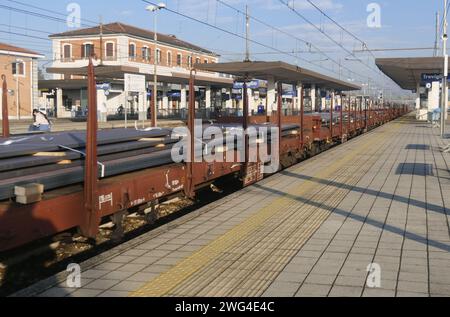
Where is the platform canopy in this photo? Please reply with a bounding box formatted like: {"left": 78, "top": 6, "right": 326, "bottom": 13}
{"left": 376, "top": 57, "right": 448, "bottom": 91}
{"left": 46, "top": 65, "right": 233, "bottom": 87}
{"left": 194, "top": 61, "right": 361, "bottom": 91}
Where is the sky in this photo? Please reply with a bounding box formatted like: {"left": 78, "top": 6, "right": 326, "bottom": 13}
{"left": 0, "top": 0, "right": 446, "bottom": 97}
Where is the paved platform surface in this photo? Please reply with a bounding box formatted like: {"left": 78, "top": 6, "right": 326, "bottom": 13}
{"left": 15, "top": 114, "right": 450, "bottom": 297}
{"left": 1, "top": 118, "right": 183, "bottom": 134}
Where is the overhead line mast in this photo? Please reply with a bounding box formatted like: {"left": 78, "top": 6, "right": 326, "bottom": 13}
{"left": 245, "top": 5, "right": 250, "bottom": 62}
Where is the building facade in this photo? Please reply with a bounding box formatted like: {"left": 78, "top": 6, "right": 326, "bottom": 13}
{"left": 0, "top": 43, "right": 44, "bottom": 119}
{"left": 45, "top": 22, "right": 233, "bottom": 119}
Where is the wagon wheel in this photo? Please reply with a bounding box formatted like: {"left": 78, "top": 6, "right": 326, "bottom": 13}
{"left": 144, "top": 200, "right": 159, "bottom": 225}
{"left": 110, "top": 210, "right": 127, "bottom": 242}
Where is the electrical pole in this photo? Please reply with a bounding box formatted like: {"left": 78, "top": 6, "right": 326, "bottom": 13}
{"left": 245, "top": 5, "right": 250, "bottom": 62}
{"left": 435, "top": 12, "right": 440, "bottom": 56}
{"left": 442, "top": 0, "right": 448, "bottom": 137}
{"left": 15, "top": 61, "right": 20, "bottom": 120}
{"left": 153, "top": 11, "right": 158, "bottom": 127}
{"left": 99, "top": 16, "right": 103, "bottom": 65}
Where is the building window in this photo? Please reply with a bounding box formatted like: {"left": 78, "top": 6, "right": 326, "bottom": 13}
{"left": 142, "top": 47, "right": 150, "bottom": 61}
{"left": 12, "top": 61, "right": 25, "bottom": 76}
{"left": 167, "top": 51, "right": 172, "bottom": 66}
{"left": 63, "top": 44, "right": 72, "bottom": 61}
{"left": 196, "top": 57, "right": 200, "bottom": 65}
{"left": 129, "top": 43, "right": 136, "bottom": 59}
{"left": 105, "top": 42, "right": 115, "bottom": 60}
{"left": 156, "top": 49, "right": 161, "bottom": 64}
{"left": 177, "top": 53, "right": 182, "bottom": 66}
{"left": 187, "top": 56, "right": 192, "bottom": 68}
{"left": 82, "top": 44, "right": 94, "bottom": 59}
{"left": 204, "top": 59, "right": 208, "bottom": 64}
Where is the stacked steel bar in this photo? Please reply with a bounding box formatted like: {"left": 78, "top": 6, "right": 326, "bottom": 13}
{"left": 0, "top": 123, "right": 300, "bottom": 201}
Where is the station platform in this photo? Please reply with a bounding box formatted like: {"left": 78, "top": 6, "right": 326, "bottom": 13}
{"left": 15, "top": 114, "right": 450, "bottom": 297}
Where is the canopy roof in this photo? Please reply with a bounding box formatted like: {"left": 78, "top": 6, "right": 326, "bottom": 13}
{"left": 46, "top": 65, "right": 233, "bottom": 87}
{"left": 376, "top": 57, "right": 448, "bottom": 90}
{"left": 194, "top": 61, "right": 361, "bottom": 91}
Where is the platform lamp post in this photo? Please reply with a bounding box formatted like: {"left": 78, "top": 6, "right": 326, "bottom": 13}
{"left": 146, "top": 2, "right": 166, "bottom": 128}
{"left": 441, "top": 0, "right": 448, "bottom": 137}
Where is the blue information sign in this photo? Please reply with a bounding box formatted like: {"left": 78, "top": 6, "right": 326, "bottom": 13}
{"left": 421, "top": 73, "right": 442, "bottom": 83}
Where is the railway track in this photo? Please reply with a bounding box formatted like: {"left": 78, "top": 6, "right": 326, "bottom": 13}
{"left": 0, "top": 180, "right": 240, "bottom": 296}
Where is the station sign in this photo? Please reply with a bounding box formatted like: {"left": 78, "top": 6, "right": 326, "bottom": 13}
{"left": 421, "top": 73, "right": 442, "bottom": 83}
{"left": 282, "top": 90, "right": 297, "bottom": 97}
{"left": 167, "top": 92, "right": 181, "bottom": 98}
{"left": 125, "top": 73, "right": 146, "bottom": 93}
{"left": 232, "top": 88, "right": 242, "bottom": 94}
{"left": 96, "top": 83, "right": 111, "bottom": 91}
{"left": 233, "top": 80, "right": 267, "bottom": 89}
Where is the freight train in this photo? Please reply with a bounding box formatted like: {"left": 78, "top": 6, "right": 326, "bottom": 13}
{"left": 0, "top": 60, "right": 409, "bottom": 252}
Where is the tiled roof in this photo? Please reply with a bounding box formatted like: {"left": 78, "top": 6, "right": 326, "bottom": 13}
{"left": 0, "top": 42, "right": 41, "bottom": 56}
{"left": 50, "top": 22, "right": 216, "bottom": 56}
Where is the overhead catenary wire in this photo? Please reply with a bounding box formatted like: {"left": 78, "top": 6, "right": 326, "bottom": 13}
{"left": 141, "top": 0, "right": 362, "bottom": 83}
{"left": 0, "top": 0, "right": 405, "bottom": 96}
{"left": 2, "top": 0, "right": 372, "bottom": 86}
{"left": 277, "top": 0, "right": 397, "bottom": 97}
{"left": 214, "top": 0, "right": 361, "bottom": 82}
{"left": 305, "top": 0, "right": 377, "bottom": 60}
{"left": 277, "top": 0, "right": 382, "bottom": 76}
{"left": 0, "top": 2, "right": 330, "bottom": 74}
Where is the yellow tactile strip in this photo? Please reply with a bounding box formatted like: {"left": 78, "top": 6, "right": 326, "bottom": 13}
{"left": 170, "top": 144, "right": 384, "bottom": 297}
{"left": 130, "top": 123, "right": 400, "bottom": 297}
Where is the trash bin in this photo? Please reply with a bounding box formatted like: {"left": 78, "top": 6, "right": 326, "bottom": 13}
{"left": 433, "top": 108, "right": 441, "bottom": 122}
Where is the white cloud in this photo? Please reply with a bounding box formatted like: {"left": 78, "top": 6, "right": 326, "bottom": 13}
{"left": 120, "top": 10, "right": 133, "bottom": 16}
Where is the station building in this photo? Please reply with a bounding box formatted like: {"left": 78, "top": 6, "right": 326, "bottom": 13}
{"left": 0, "top": 42, "right": 44, "bottom": 119}
{"left": 41, "top": 22, "right": 235, "bottom": 119}
{"left": 40, "top": 22, "right": 360, "bottom": 121}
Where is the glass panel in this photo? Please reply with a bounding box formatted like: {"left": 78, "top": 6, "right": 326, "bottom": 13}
{"left": 18, "top": 62, "right": 24, "bottom": 75}
{"left": 106, "top": 43, "right": 114, "bottom": 57}
{"left": 156, "top": 49, "right": 161, "bottom": 64}
{"left": 64, "top": 45, "right": 71, "bottom": 59}
{"left": 129, "top": 44, "right": 135, "bottom": 57}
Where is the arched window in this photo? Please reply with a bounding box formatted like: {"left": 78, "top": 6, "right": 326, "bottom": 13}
{"left": 142, "top": 46, "right": 150, "bottom": 61}
{"left": 156, "top": 49, "right": 161, "bottom": 64}
{"left": 167, "top": 51, "right": 172, "bottom": 66}
{"left": 63, "top": 44, "right": 72, "bottom": 61}
{"left": 82, "top": 43, "right": 94, "bottom": 59}
{"left": 177, "top": 53, "right": 182, "bottom": 66}
{"left": 129, "top": 43, "right": 136, "bottom": 59}
{"left": 105, "top": 42, "right": 115, "bottom": 60}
